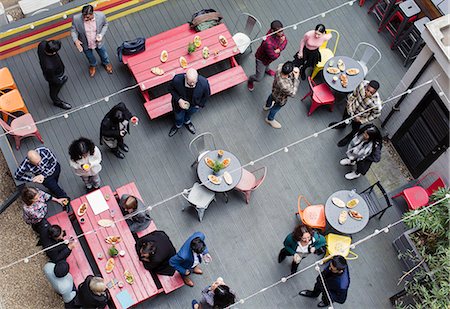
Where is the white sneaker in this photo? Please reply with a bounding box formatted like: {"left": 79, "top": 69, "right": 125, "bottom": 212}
{"left": 345, "top": 171, "right": 361, "bottom": 180}
{"left": 263, "top": 100, "right": 275, "bottom": 111}
{"left": 340, "top": 158, "right": 355, "bottom": 166}
{"left": 265, "top": 118, "right": 282, "bottom": 129}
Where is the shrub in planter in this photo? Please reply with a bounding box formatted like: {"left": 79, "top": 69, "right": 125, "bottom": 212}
{"left": 398, "top": 187, "right": 450, "bottom": 309}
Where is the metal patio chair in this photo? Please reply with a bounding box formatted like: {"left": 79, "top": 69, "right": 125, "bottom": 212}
{"left": 352, "top": 42, "right": 382, "bottom": 76}
{"left": 232, "top": 13, "right": 262, "bottom": 54}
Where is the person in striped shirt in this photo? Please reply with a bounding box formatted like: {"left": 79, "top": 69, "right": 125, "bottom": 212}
{"left": 329, "top": 80, "right": 382, "bottom": 147}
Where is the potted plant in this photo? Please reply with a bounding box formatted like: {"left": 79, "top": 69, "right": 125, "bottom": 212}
{"left": 212, "top": 160, "right": 223, "bottom": 175}
{"left": 187, "top": 42, "right": 196, "bottom": 54}
{"left": 108, "top": 245, "right": 119, "bottom": 257}
{"left": 392, "top": 187, "right": 449, "bottom": 308}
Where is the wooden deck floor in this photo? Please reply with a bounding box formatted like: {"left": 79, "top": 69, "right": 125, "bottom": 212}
{"left": 1, "top": 0, "right": 410, "bottom": 308}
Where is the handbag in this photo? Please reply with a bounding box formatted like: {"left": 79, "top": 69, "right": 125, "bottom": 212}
{"left": 117, "top": 37, "right": 146, "bottom": 62}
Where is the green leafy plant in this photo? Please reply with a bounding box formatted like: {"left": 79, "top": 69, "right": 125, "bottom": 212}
{"left": 187, "top": 42, "right": 196, "bottom": 54}
{"left": 399, "top": 187, "right": 450, "bottom": 309}
{"left": 108, "top": 245, "right": 119, "bottom": 257}
{"left": 212, "top": 160, "right": 223, "bottom": 173}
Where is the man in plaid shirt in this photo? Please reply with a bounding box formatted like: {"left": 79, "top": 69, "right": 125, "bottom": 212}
{"left": 15, "top": 147, "right": 68, "bottom": 198}
{"left": 248, "top": 20, "right": 288, "bottom": 91}
{"left": 329, "top": 80, "right": 382, "bottom": 147}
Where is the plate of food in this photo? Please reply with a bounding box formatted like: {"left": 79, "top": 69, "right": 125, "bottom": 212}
{"left": 179, "top": 56, "right": 188, "bottom": 68}
{"left": 208, "top": 175, "right": 221, "bottom": 185}
{"left": 223, "top": 171, "right": 233, "bottom": 185}
{"left": 221, "top": 158, "right": 231, "bottom": 168}
{"left": 338, "top": 210, "right": 348, "bottom": 225}
{"left": 202, "top": 46, "right": 209, "bottom": 59}
{"left": 77, "top": 202, "right": 88, "bottom": 216}
{"left": 346, "top": 198, "right": 359, "bottom": 209}
{"left": 326, "top": 67, "right": 340, "bottom": 74}
{"left": 346, "top": 68, "right": 360, "bottom": 76}
{"left": 219, "top": 35, "right": 228, "bottom": 47}
{"left": 150, "top": 67, "right": 164, "bottom": 76}
{"left": 194, "top": 35, "right": 202, "bottom": 48}
{"left": 340, "top": 74, "right": 348, "bottom": 88}
{"left": 205, "top": 157, "right": 215, "bottom": 169}
{"left": 98, "top": 219, "right": 114, "bottom": 228}
{"left": 332, "top": 197, "right": 345, "bottom": 208}
{"left": 105, "top": 258, "right": 115, "bottom": 273}
{"left": 337, "top": 59, "right": 345, "bottom": 72}
{"left": 160, "top": 50, "right": 168, "bottom": 63}
{"left": 349, "top": 210, "right": 363, "bottom": 220}
{"left": 124, "top": 270, "right": 134, "bottom": 284}
{"left": 105, "top": 236, "right": 122, "bottom": 244}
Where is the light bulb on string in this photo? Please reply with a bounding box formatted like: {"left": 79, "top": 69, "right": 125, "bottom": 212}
{"left": 262, "top": 36, "right": 267, "bottom": 41}
{"left": 233, "top": 47, "right": 238, "bottom": 53}
{"left": 383, "top": 227, "right": 389, "bottom": 233}
{"left": 24, "top": 258, "right": 29, "bottom": 263}
{"left": 281, "top": 277, "right": 287, "bottom": 282}
{"left": 249, "top": 161, "right": 254, "bottom": 166}
{"left": 344, "top": 119, "right": 350, "bottom": 125}
{"left": 321, "top": 13, "right": 326, "bottom": 17}
{"left": 183, "top": 189, "right": 189, "bottom": 194}
{"left": 63, "top": 14, "right": 67, "bottom": 19}
{"left": 319, "top": 260, "right": 324, "bottom": 265}
{"left": 64, "top": 239, "right": 70, "bottom": 244}
{"left": 349, "top": 0, "right": 355, "bottom": 5}
{"left": 375, "top": 229, "right": 380, "bottom": 234}
{"left": 63, "top": 114, "right": 69, "bottom": 119}
{"left": 284, "top": 147, "right": 289, "bottom": 153}
{"left": 30, "top": 24, "right": 35, "bottom": 29}
{"left": 104, "top": 96, "right": 110, "bottom": 102}
{"left": 313, "top": 133, "right": 318, "bottom": 138}
{"left": 315, "top": 265, "right": 320, "bottom": 271}
{"left": 350, "top": 244, "right": 355, "bottom": 249}
{"left": 147, "top": 206, "right": 153, "bottom": 211}
{"left": 293, "top": 24, "right": 297, "bottom": 30}
{"left": 140, "top": 83, "right": 146, "bottom": 90}
{"left": 239, "top": 299, "right": 245, "bottom": 304}
{"left": 439, "top": 92, "right": 445, "bottom": 97}
{"left": 446, "top": 194, "right": 450, "bottom": 199}
{"left": 406, "top": 89, "right": 412, "bottom": 94}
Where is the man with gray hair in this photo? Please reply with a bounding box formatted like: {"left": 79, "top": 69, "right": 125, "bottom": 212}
{"left": 168, "top": 68, "right": 211, "bottom": 137}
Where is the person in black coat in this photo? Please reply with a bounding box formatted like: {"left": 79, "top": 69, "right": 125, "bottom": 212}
{"left": 77, "top": 275, "right": 110, "bottom": 309}
{"left": 37, "top": 40, "right": 71, "bottom": 110}
{"left": 135, "top": 231, "right": 176, "bottom": 276}
{"left": 39, "top": 224, "right": 75, "bottom": 263}
{"left": 299, "top": 255, "right": 350, "bottom": 307}
{"left": 339, "top": 124, "right": 383, "bottom": 180}
{"left": 168, "top": 68, "right": 211, "bottom": 137}
{"left": 100, "top": 102, "right": 133, "bottom": 159}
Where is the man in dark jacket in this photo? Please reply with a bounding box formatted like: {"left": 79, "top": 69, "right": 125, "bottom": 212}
{"left": 135, "top": 230, "right": 176, "bottom": 276}
{"left": 168, "top": 68, "right": 211, "bottom": 137}
{"left": 37, "top": 40, "right": 71, "bottom": 110}
{"left": 77, "top": 275, "right": 110, "bottom": 308}
{"left": 100, "top": 102, "right": 133, "bottom": 159}
{"left": 299, "top": 255, "right": 350, "bottom": 307}
{"left": 39, "top": 224, "right": 75, "bottom": 263}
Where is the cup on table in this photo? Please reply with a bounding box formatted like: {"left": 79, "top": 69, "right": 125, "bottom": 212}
{"left": 131, "top": 116, "right": 139, "bottom": 126}
{"left": 80, "top": 217, "right": 85, "bottom": 224}
{"left": 332, "top": 76, "right": 338, "bottom": 83}
{"left": 97, "top": 253, "right": 104, "bottom": 260}
{"left": 217, "top": 150, "right": 224, "bottom": 158}
{"left": 110, "top": 209, "right": 115, "bottom": 218}
{"left": 329, "top": 60, "right": 334, "bottom": 67}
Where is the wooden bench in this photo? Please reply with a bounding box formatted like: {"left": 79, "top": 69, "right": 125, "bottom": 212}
{"left": 115, "top": 182, "right": 185, "bottom": 294}
{"left": 47, "top": 212, "right": 93, "bottom": 287}
{"left": 144, "top": 65, "right": 248, "bottom": 119}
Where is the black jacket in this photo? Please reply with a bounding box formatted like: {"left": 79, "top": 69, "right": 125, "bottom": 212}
{"left": 39, "top": 228, "right": 72, "bottom": 263}
{"left": 99, "top": 102, "right": 132, "bottom": 144}
{"left": 169, "top": 74, "right": 210, "bottom": 113}
{"left": 77, "top": 275, "right": 110, "bottom": 309}
{"left": 135, "top": 231, "right": 176, "bottom": 276}
{"left": 318, "top": 262, "right": 350, "bottom": 304}
{"left": 37, "top": 41, "right": 65, "bottom": 83}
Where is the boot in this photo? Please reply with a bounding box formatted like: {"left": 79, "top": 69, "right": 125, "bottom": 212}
{"left": 291, "top": 261, "right": 299, "bottom": 274}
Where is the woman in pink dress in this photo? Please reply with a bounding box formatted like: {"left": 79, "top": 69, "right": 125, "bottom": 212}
{"left": 294, "top": 24, "right": 332, "bottom": 80}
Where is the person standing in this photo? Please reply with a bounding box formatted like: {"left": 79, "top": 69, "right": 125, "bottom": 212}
{"left": 168, "top": 68, "right": 210, "bottom": 137}
{"left": 263, "top": 61, "right": 300, "bottom": 129}
{"left": 43, "top": 261, "right": 78, "bottom": 307}
{"left": 100, "top": 102, "right": 133, "bottom": 159}
{"left": 37, "top": 40, "right": 71, "bottom": 110}
{"left": 299, "top": 255, "right": 350, "bottom": 307}
{"left": 192, "top": 277, "right": 236, "bottom": 309}
{"left": 329, "top": 80, "right": 382, "bottom": 147}
{"left": 15, "top": 147, "right": 69, "bottom": 199}
{"left": 294, "top": 24, "right": 332, "bottom": 80}
{"left": 71, "top": 5, "right": 112, "bottom": 77}
{"left": 248, "top": 20, "right": 287, "bottom": 91}
{"left": 339, "top": 124, "right": 383, "bottom": 180}
{"left": 68, "top": 137, "right": 102, "bottom": 191}
{"left": 169, "top": 232, "right": 212, "bottom": 287}
{"left": 278, "top": 225, "right": 326, "bottom": 274}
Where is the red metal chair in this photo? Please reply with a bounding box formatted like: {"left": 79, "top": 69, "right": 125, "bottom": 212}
{"left": 234, "top": 166, "right": 267, "bottom": 204}
{"left": 392, "top": 172, "right": 446, "bottom": 210}
{"left": 301, "top": 77, "right": 335, "bottom": 116}
{"left": 295, "top": 195, "right": 326, "bottom": 232}
{"left": 0, "top": 111, "right": 43, "bottom": 150}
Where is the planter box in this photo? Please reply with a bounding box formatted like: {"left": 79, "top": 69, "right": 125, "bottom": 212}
{"left": 392, "top": 228, "right": 431, "bottom": 283}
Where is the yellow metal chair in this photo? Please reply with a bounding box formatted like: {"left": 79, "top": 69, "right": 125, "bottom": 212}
{"left": 324, "top": 233, "right": 358, "bottom": 260}
{"left": 311, "top": 29, "right": 340, "bottom": 80}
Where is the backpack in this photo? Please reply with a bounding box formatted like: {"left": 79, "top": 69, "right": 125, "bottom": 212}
{"left": 189, "top": 9, "right": 222, "bottom": 32}
{"left": 117, "top": 37, "right": 146, "bottom": 63}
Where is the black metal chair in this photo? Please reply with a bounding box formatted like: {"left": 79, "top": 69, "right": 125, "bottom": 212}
{"left": 359, "top": 181, "right": 392, "bottom": 219}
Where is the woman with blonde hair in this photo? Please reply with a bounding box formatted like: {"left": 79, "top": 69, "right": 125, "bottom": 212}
{"left": 77, "top": 275, "right": 110, "bottom": 308}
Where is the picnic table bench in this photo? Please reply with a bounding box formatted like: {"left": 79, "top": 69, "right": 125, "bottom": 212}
{"left": 123, "top": 23, "right": 247, "bottom": 119}
{"left": 115, "top": 182, "right": 185, "bottom": 294}
{"left": 71, "top": 186, "right": 159, "bottom": 309}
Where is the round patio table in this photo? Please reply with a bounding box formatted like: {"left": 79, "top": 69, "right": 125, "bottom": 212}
{"left": 197, "top": 150, "right": 242, "bottom": 193}
{"left": 323, "top": 56, "right": 364, "bottom": 93}
{"left": 325, "top": 190, "right": 369, "bottom": 234}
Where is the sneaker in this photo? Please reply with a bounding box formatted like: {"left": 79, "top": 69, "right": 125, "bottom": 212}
{"left": 265, "top": 118, "right": 282, "bottom": 129}
{"left": 345, "top": 171, "right": 361, "bottom": 180}
{"left": 247, "top": 81, "right": 254, "bottom": 91}
{"left": 340, "top": 158, "right": 355, "bottom": 166}
{"left": 263, "top": 100, "right": 275, "bottom": 111}
{"left": 266, "top": 69, "right": 276, "bottom": 76}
